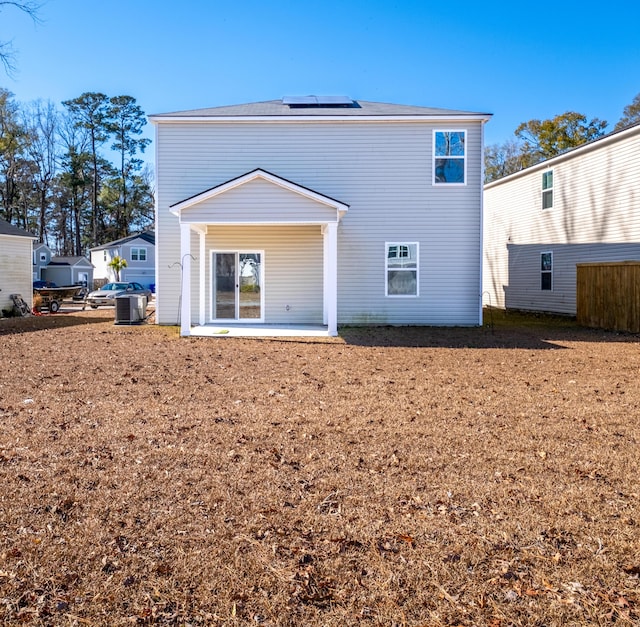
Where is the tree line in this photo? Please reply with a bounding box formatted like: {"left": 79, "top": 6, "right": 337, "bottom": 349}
{"left": 485, "top": 92, "right": 640, "bottom": 183}
{"left": 0, "top": 88, "right": 154, "bottom": 254}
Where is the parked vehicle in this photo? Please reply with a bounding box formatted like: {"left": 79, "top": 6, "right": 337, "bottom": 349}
{"left": 85, "top": 282, "right": 152, "bottom": 309}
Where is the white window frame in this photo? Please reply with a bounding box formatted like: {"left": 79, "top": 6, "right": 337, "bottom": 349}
{"left": 385, "top": 242, "right": 419, "bottom": 297}
{"left": 541, "top": 251, "right": 553, "bottom": 291}
{"left": 39, "top": 252, "right": 47, "bottom": 263}
{"left": 433, "top": 129, "right": 467, "bottom": 186}
{"left": 131, "top": 247, "right": 147, "bottom": 262}
{"left": 542, "top": 170, "right": 553, "bottom": 210}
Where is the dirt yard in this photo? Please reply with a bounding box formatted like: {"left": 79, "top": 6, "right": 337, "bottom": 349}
{"left": 0, "top": 309, "right": 639, "bottom": 626}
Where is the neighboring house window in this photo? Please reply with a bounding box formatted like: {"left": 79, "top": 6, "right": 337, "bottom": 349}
{"left": 542, "top": 170, "right": 553, "bottom": 209}
{"left": 386, "top": 242, "right": 418, "bottom": 297}
{"left": 434, "top": 130, "right": 466, "bottom": 184}
{"left": 39, "top": 252, "right": 47, "bottom": 262}
{"left": 541, "top": 252, "right": 553, "bottom": 290}
{"left": 103, "top": 251, "right": 108, "bottom": 262}
{"left": 131, "top": 247, "right": 147, "bottom": 261}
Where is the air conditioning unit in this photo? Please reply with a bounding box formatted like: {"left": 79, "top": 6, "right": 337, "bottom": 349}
{"left": 114, "top": 294, "right": 147, "bottom": 325}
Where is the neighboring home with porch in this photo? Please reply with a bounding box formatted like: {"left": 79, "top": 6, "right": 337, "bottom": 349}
{"left": 41, "top": 255, "right": 94, "bottom": 288}
{"left": 483, "top": 121, "right": 640, "bottom": 315}
{"left": 0, "top": 218, "right": 37, "bottom": 313}
{"left": 90, "top": 230, "right": 155, "bottom": 289}
{"left": 150, "top": 96, "right": 491, "bottom": 336}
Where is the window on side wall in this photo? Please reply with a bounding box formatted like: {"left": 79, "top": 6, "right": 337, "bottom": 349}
{"left": 541, "top": 252, "right": 553, "bottom": 290}
{"left": 542, "top": 170, "right": 553, "bottom": 209}
{"left": 386, "top": 242, "right": 418, "bottom": 297}
{"left": 131, "top": 247, "right": 147, "bottom": 262}
{"left": 434, "top": 130, "right": 466, "bottom": 184}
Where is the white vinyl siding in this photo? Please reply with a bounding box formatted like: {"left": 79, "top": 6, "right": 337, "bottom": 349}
{"left": 156, "top": 119, "right": 485, "bottom": 326}
{"left": 484, "top": 124, "right": 640, "bottom": 314}
{"left": 0, "top": 235, "right": 33, "bottom": 311}
{"left": 179, "top": 177, "right": 338, "bottom": 224}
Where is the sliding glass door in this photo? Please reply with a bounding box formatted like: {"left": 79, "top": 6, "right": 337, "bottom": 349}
{"left": 212, "top": 252, "right": 262, "bottom": 321}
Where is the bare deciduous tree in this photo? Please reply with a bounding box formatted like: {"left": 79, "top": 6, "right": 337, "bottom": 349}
{"left": 0, "top": 1, "right": 42, "bottom": 75}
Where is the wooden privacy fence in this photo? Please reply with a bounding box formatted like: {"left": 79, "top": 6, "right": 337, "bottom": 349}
{"left": 577, "top": 261, "right": 640, "bottom": 333}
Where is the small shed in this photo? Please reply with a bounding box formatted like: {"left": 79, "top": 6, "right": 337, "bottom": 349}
{"left": 42, "top": 256, "right": 94, "bottom": 287}
{"left": 577, "top": 261, "right": 640, "bottom": 333}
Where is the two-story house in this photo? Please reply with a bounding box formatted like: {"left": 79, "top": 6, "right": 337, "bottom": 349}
{"left": 150, "top": 97, "right": 491, "bottom": 336}
{"left": 90, "top": 231, "right": 156, "bottom": 289}
{"left": 483, "top": 121, "right": 640, "bottom": 315}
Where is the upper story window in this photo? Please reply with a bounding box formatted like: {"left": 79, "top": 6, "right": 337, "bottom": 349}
{"left": 386, "top": 242, "right": 418, "bottom": 297}
{"left": 39, "top": 252, "right": 47, "bottom": 263}
{"left": 434, "top": 130, "right": 466, "bottom": 185}
{"left": 131, "top": 247, "right": 147, "bottom": 262}
{"left": 542, "top": 170, "right": 553, "bottom": 209}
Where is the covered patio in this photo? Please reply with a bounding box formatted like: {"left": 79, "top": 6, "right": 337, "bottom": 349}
{"left": 169, "top": 169, "right": 348, "bottom": 337}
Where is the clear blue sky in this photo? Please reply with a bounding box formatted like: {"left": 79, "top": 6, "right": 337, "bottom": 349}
{"left": 4, "top": 0, "right": 640, "bottom": 169}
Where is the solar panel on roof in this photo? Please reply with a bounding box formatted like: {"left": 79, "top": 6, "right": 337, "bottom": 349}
{"left": 316, "top": 95, "right": 353, "bottom": 105}
{"left": 282, "top": 95, "right": 353, "bottom": 106}
{"left": 282, "top": 95, "right": 318, "bottom": 105}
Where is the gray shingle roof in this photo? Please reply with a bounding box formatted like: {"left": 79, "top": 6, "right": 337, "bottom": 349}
{"left": 90, "top": 230, "right": 155, "bottom": 251}
{"left": 151, "top": 99, "right": 490, "bottom": 119}
{"left": 0, "top": 218, "right": 36, "bottom": 238}
{"left": 49, "top": 256, "right": 93, "bottom": 267}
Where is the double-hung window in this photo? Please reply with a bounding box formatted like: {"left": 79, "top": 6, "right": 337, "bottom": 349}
{"left": 541, "top": 252, "right": 553, "bottom": 290}
{"left": 386, "top": 242, "right": 418, "bottom": 297}
{"left": 542, "top": 171, "right": 553, "bottom": 209}
{"left": 131, "top": 247, "right": 147, "bottom": 262}
{"left": 434, "top": 130, "right": 466, "bottom": 184}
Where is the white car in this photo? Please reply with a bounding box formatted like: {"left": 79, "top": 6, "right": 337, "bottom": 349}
{"left": 86, "top": 282, "right": 152, "bottom": 308}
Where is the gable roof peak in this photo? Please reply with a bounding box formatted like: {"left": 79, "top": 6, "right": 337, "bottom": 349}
{"left": 151, "top": 98, "right": 491, "bottom": 120}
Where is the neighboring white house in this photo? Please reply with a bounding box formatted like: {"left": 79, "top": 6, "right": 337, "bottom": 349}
{"left": 483, "top": 121, "right": 640, "bottom": 315}
{"left": 90, "top": 231, "right": 156, "bottom": 289}
{"left": 150, "top": 97, "right": 491, "bottom": 336}
{"left": 0, "top": 218, "right": 37, "bottom": 314}
{"left": 41, "top": 255, "right": 94, "bottom": 288}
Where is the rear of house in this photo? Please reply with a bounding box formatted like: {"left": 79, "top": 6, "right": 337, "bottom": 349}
{"left": 151, "top": 98, "right": 491, "bottom": 335}
{"left": 484, "top": 122, "right": 640, "bottom": 315}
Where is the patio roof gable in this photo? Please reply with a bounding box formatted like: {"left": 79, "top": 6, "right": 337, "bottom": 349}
{"left": 170, "top": 169, "right": 349, "bottom": 224}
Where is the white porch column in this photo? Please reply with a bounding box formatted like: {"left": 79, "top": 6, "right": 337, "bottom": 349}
{"left": 180, "top": 223, "right": 192, "bottom": 336}
{"left": 323, "top": 222, "right": 338, "bottom": 336}
{"left": 199, "top": 230, "right": 206, "bottom": 325}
